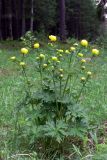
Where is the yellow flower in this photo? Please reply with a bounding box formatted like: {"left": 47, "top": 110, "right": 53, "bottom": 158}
{"left": 92, "top": 49, "right": 99, "bottom": 56}
{"left": 80, "top": 40, "right": 88, "bottom": 47}
{"left": 39, "top": 54, "right": 45, "bottom": 59}
{"left": 81, "top": 77, "right": 86, "bottom": 82}
{"left": 81, "top": 59, "right": 86, "bottom": 63}
{"left": 57, "top": 49, "right": 64, "bottom": 53}
{"left": 78, "top": 53, "right": 84, "bottom": 57}
{"left": 73, "top": 43, "right": 78, "bottom": 46}
{"left": 60, "top": 74, "right": 64, "bottom": 78}
{"left": 65, "top": 50, "right": 70, "bottom": 54}
{"left": 49, "top": 35, "right": 57, "bottom": 42}
{"left": 87, "top": 71, "right": 92, "bottom": 76}
{"left": 43, "top": 64, "right": 48, "bottom": 68}
{"left": 36, "top": 57, "right": 40, "bottom": 60}
{"left": 59, "top": 54, "right": 63, "bottom": 57}
{"left": 20, "top": 62, "right": 26, "bottom": 67}
{"left": 59, "top": 68, "right": 64, "bottom": 72}
{"left": 34, "top": 43, "right": 40, "bottom": 49}
{"left": 70, "top": 47, "right": 76, "bottom": 51}
{"left": 81, "top": 66, "right": 86, "bottom": 70}
{"left": 10, "top": 56, "right": 16, "bottom": 61}
{"left": 51, "top": 56, "right": 58, "bottom": 62}
{"left": 21, "top": 48, "right": 28, "bottom": 54}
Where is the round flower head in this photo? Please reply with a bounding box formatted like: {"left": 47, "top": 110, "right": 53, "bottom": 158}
{"left": 92, "top": 49, "right": 99, "bottom": 56}
{"left": 81, "top": 66, "right": 86, "bottom": 70}
{"left": 60, "top": 74, "right": 64, "bottom": 78}
{"left": 49, "top": 35, "right": 57, "bottom": 42}
{"left": 70, "top": 47, "right": 76, "bottom": 51}
{"left": 78, "top": 53, "right": 84, "bottom": 57}
{"left": 51, "top": 56, "right": 58, "bottom": 62}
{"left": 81, "top": 77, "right": 86, "bottom": 82}
{"left": 65, "top": 50, "right": 70, "bottom": 54}
{"left": 20, "top": 62, "right": 26, "bottom": 67}
{"left": 10, "top": 56, "right": 16, "bottom": 61}
{"left": 73, "top": 43, "right": 78, "bottom": 46}
{"left": 57, "top": 49, "right": 64, "bottom": 53}
{"left": 21, "top": 48, "right": 28, "bottom": 54}
{"left": 39, "top": 54, "right": 45, "bottom": 59}
{"left": 87, "top": 71, "right": 92, "bottom": 76}
{"left": 59, "top": 68, "right": 64, "bottom": 73}
{"left": 34, "top": 43, "right": 40, "bottom": 49}
{"left": 80, "top": 40, "right": 88, "bottom": 47}
{"left": 81, "top": 59, "right": 86, "bottom": 63}
{"left": 43, "top": 64, "right": 48, "bottom": 68}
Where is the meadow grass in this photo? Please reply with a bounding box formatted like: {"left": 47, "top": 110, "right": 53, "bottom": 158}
{"left": 0, "top": 41, "right": 107, "bottom": 159}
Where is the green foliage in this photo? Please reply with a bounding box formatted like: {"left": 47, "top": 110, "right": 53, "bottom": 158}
{"left": 20, "top": 31, "right": 37, "bottom": 49}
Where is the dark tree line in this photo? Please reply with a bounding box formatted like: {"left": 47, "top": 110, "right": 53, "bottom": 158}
{"left": 0, "top": 0, "right": 99, "bottom": 40}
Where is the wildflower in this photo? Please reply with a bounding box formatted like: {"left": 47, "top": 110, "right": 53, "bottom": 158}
{"left": 65, "top": 50, "right": 70, "bottom": 54}
{"left": 59, "top": 68, "right": 64, "bottom": 73}
{"left": 60, "top": 74, "right": 63, "bottom": 78}
{"left": 34, "top": 43, "right": 40, "bottom": 49}
{"left": 73, "top": 43, "right": 78, "bottom": 46}
{"left": 10, "top": 56, "right": 16, "bottom": 61}
{"left": 39, "top": 54, "right": 45, "bottom": 59}
{"left": 20, "top": 62, "right": 26, "bottom": 67}
{"left": 51, "top": 56, "right": 58, "bottom": 62}
{"left": 81, "top": 77, "right": 86, "bottom": 82}
{"left": 49, "top": 35, "right": 57, "bottom": 42}
{"left": 70, "top": 47, "right": 76, "bottom": 51}
{"left": 36, "top": 57, "right": 40, "bottom": 60}
{"left": 78, "top": 53, "right": 84, "bottom": 57}
{"left": 43, "top": 64, "right": 48, "bottom": 68}
{"left": 81, "top": 59, "right": 86, "bottom": 63}
{"left": 59, "top": 54, "right": 63, "bottom": 57}
{"left": 81, "top": 66, "right": 86, "bottom": 70}
{"left": 21, "top": 48, "right": 28, "bottom": 54}
{"left": 80, "top": 40, "right": 88, "bottom": 47}
{"left": 87, "top": 71, "right": 92, "bottom": 76}
{"left": 57, "top": 49, "right": 64, "bottom": 53}
{"left": 92, "top": 49, "right": 99, "bottom": 56}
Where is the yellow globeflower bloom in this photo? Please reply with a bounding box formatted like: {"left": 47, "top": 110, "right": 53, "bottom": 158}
{"left": 70, "top": 47, "right": 76, "bottom": 51}
{"left": 59, "top": 68, "right": 64, "bottom": 73}
{"left": 34, "top": 43, "right": 40, "bottom": 49}
{"left": 73, "top": 43, "right": 78, "bottom": 46}
{"left": 80, "top": 40, "right": 88, "bottom": 47}
{"left": 87, "top": 71, "right": 92, "bottom": 76}
{"left": 39, "top": 54, "right": 45, "bottom": 59}
{"left": 20, "top": 62, "right": 26, "bottom": 67}
{"left": 49, "top": 35, "right": 57, "bottom": 42}
{"left": 51, "top": 56, "right": 58, "bottom": 62}
{"left": 10, "top": 56, "right": 16, "bottom": 61}
{"left": 81, "top": 59, "right": 86, "bottom": 63}
{"left": 81, "top": 66, "right": 86, "bottom": 70}
{"left": 78, "top": 53, "right": 84, "bottom": 57}
{"left": 60, "top": 74, "right": 64, "bottom": 78}
{"left": 92, "top": 49, "right": 99, "bottom": 56}
{"left": 65, "top": 50, "right": 70, "bottom": 54}
{"left": 43, "top": 64, "right": 48, "bottom": 68}
{"left": 57, "top": 49, "right": 64, "bottom": 53}
{"left": 21, "top": 48, "right": 28, "bottom": 54}
{"left": 81, "top": 77, "right": 86, "bottom": 82}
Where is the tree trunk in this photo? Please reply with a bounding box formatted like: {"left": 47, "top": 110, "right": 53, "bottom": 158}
{"left": 22, "top": 0, "right": 26, "bottom": 36}
{"left": 0, "top": 0, "right": 2, "bottom": 40}
{"left": 59, "top": 0, "right": 66, "bottom": 41}
{"left": 30, "top": 0, "right": 34, "bottom": 32}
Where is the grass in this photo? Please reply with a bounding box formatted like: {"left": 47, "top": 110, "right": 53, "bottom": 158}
{"left": 0, "top": 41, "right": 107, "bottom": 159}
